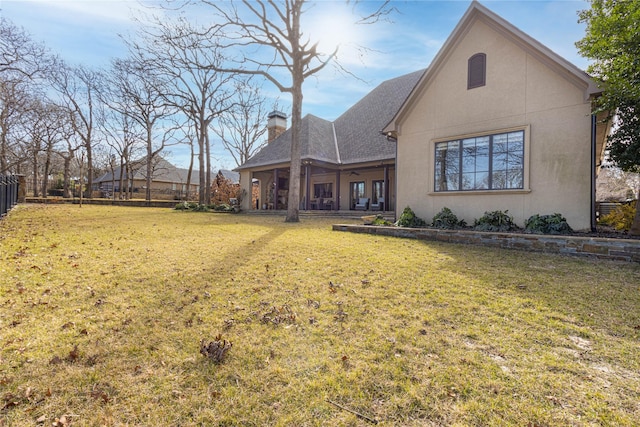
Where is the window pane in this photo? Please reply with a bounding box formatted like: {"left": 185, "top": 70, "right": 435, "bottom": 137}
{"left": 435, "top": 141, "right": 460, "bottom": 191}
{"left": 492, "top": 171, "right": 507, "bottom": 189}
{"left": 462, "top": 172, "right": 474, "bottom": 190}
{"left": 507, "top": 168, "right": 523, "bottom": 188}
{"left": 492, "top": 152, "right": 507, "bottom": 171}
{"left": 493, "top": 133, "right": 508, "bottom": 152}
{"left": 476, "top": 171, "right": 489, "bottom": 189}
{"left": 446, "top": 173, "right": 460, "bottom": 191}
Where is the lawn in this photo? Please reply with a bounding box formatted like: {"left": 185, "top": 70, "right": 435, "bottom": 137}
{"left": 1, "top": 204, "right": 639, "bottom": 426}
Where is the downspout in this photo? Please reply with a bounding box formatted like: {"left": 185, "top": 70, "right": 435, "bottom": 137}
{"left": 590, "top": 113, "right": 597, "bottom": 232}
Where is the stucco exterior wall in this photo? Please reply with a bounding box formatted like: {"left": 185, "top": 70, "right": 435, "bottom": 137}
{"left": 396, "top": 19, "right": 593, "bottom": 230}
{"left": 239, "top": 170, "right": 254, "bottom": 211}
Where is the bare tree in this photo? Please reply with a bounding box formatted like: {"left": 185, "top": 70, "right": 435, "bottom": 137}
{"left": 0, "top": 17, "right": 49, "bottom": 80}
{"left": 213, "top": 79, "right": 273, "bottom": 167}
{"left": 129, "top": 18, "right": 235, "bottom": 205}
{"left": 97, "top": 83, "right": 146, "bottom": 200}
{"left": 49, "top": 61, "right": 100, "bottom": 197}
{"left": 199, "top": 0, "right": 393, "bottom": 222}
{"left": 107, "top": 57, "right": 180, "bottom": 202}
{"left": 0, "top": 79, "right": 31, "bottom": 174}
{"left": 38, "top": 103, "right": 69, "bottom": 197}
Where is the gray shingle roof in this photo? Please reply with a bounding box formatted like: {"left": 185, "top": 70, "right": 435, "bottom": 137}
{"left": 236, "top": 114, "right": 336, "bottom": 169}
{"left": 236, "top": 69, "right": 424, "bottom": 170}
{"left": 95, "top": 157, "right": 200, "bottom": 185}
{"left": 335, "top": 69, "right": 424, "bottom": 164}
{"left": 219, "top": 169, "right": 240, "bottom": 184}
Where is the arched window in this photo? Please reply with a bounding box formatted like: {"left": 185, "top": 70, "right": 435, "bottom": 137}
{"left": 468, "top": 53, "right": 486, "bottom": 89}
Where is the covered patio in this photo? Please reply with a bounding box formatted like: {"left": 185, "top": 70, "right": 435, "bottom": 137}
{"left": 246, "top": 161, "right": 395, "bottom": 213}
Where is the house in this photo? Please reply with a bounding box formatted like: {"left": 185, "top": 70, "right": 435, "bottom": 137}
{"left": 236, "top": 2, "right": 610, "bottom": 230}
{"left": 236, "top": 72, "right": 424, "bottom": 212}
{"left": 94, "top": 157, "right": 200, "bottom": 200}
{"left": 383, "top": 2, "right": 609, "bottom": 231}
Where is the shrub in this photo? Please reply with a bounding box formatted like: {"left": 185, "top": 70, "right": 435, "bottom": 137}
{"left": 192, "top": 204, "right": 210, "bottom": 212}
{"left": 600, "top": 203, "right": 636, "bottom": 231}
{"left": 212, "top": 203, "right": 233, "bottom": 212}
{"left": 174, "top": 202, "right": 190, "bottom": 211}
{"left": 525, "top": 213, "right": 573, "bottom": 235}
{"left": 432, "top": 207, "right": 466, "bottom": 229}
{"left": 371, "top": 215, "right": 392, "bottom": 226}
{"left": 396, "top": 207, "right": 427, "bottom": 228}
{"left": 473, "top": 210, "right": 516, "bottom": 232}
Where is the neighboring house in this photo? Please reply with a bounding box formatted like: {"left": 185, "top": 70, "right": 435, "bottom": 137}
{"left": 236, "top": 2, "right": 611, "bottom": 230}
{"left": 218, "top": 169, "right": 240, "bottom": 185}
{"left": 94, "top": 157, "right": 200, "bottom": 199}
{"left": 236, "top": 71, "right": 424, "bottom": 212}
{"left": 384, "top": 2, "right": 609, "bottom": 231}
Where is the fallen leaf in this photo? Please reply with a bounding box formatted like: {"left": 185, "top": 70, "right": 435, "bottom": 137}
{"left": 49, "top": 356, "right": 63, "bottom": 365}
{"left": 60, "top": 322, "right": 75, "bottom": 330}
{"left": 66, "top": 345, "right": 80, "bottom": 363}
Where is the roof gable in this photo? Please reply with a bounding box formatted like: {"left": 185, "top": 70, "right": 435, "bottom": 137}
{"left": 384, "top": 1, "right": 599, "bottom": 135}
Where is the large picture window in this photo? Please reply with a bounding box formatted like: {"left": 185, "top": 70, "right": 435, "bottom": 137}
{"left": 435, "top": 130, "right": 524, "bottom": 192}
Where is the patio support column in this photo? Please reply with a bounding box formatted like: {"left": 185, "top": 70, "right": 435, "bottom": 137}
{"left": 273, "top": 168, "right": 279, "bottom": 210}
{"left": 305, "top": 164, "right": 310, "bottom": 210}
{"left": 335, "top": 170, "right": 341, "bottom": 211}
{"left": 383, "top": 165, "right": 390, "bottom": 211}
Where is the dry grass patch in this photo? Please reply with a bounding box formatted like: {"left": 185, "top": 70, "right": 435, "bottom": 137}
{"left": 1, "top": 204, "right": 639, "bottom": 426}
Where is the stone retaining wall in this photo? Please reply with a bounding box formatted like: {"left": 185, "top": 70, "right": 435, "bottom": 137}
{"left": 333, "top": 224, "right": 640, "bottom": 263}
{"left": 25, "top": 197, "right": 178, "bottom": 208}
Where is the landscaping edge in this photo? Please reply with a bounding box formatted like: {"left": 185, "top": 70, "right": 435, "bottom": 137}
{"left": 332, "top": 224, "right": 640, "bottom": 263}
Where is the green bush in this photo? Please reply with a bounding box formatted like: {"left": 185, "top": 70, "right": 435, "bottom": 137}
{"left": 600, "top": 203, "right": 636, "bottom": 231}
{"left": 396, "top": 206, "right": 427, "bottom": 228}
{"left": 432, "top": 207, "right": 466, "bottom": 229}
{"left": 473, "top": 210, "right": 516, "bottom": 232}
{"left": 371, "top": 215, "right": 392, "bottom": 226}
{"left": 175, "top": 202, "right": 210, "bottom": 212}
{"left": 212, "top": 203, "right": 233, "bottom": 212}
{"left": 525, "top": 213, "right": 573, "bottom": 235}
{"left": 174, "top": 202, "right": 190, "bottom": 211}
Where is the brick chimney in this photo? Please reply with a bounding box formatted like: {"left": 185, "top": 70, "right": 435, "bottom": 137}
{"left": 267, "top": 111, "right": 287, "bottom": 143}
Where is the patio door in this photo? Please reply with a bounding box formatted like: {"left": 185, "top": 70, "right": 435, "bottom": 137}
{"left": 350, "top": 181, "right": 365, "bottom": 210}
{"left": 372, "top": 180, "right": 384, "bottom": 204}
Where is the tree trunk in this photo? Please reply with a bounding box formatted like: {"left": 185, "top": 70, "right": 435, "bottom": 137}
{"left": 285, "top": 5, "right": 303, "bottom": 223}
{"left": 198, "top": 128, "right": 205, "bottom": 205}
{"left": 42, "top": 144, "right": 53, "bottom": 198}
{"left": 63, "top": 156, "right": 71, "bottom": 198}
{"left": 205, "top": 126, "right": 212, "bottom": 206}
{"left": 146, "top": 127, "right": 153, "bottom": 203}
{"left": 118, "top": 156, "right": 125, "bottom": 200}
{"left": 186, "top": 142, "right": 194, "bottom": 201}
{"left": 85, "top": 138, "right": 93, "bottom": 198}
{"left": 286, "top": 86, "right": 302, "bottom": 223}
{"left": 32, "top": 152, "right": 39, "bottom": 198}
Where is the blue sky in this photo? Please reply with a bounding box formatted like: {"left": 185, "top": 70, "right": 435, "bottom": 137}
{"left": 2, "top": 0, "right": 591, "bottom": 169}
